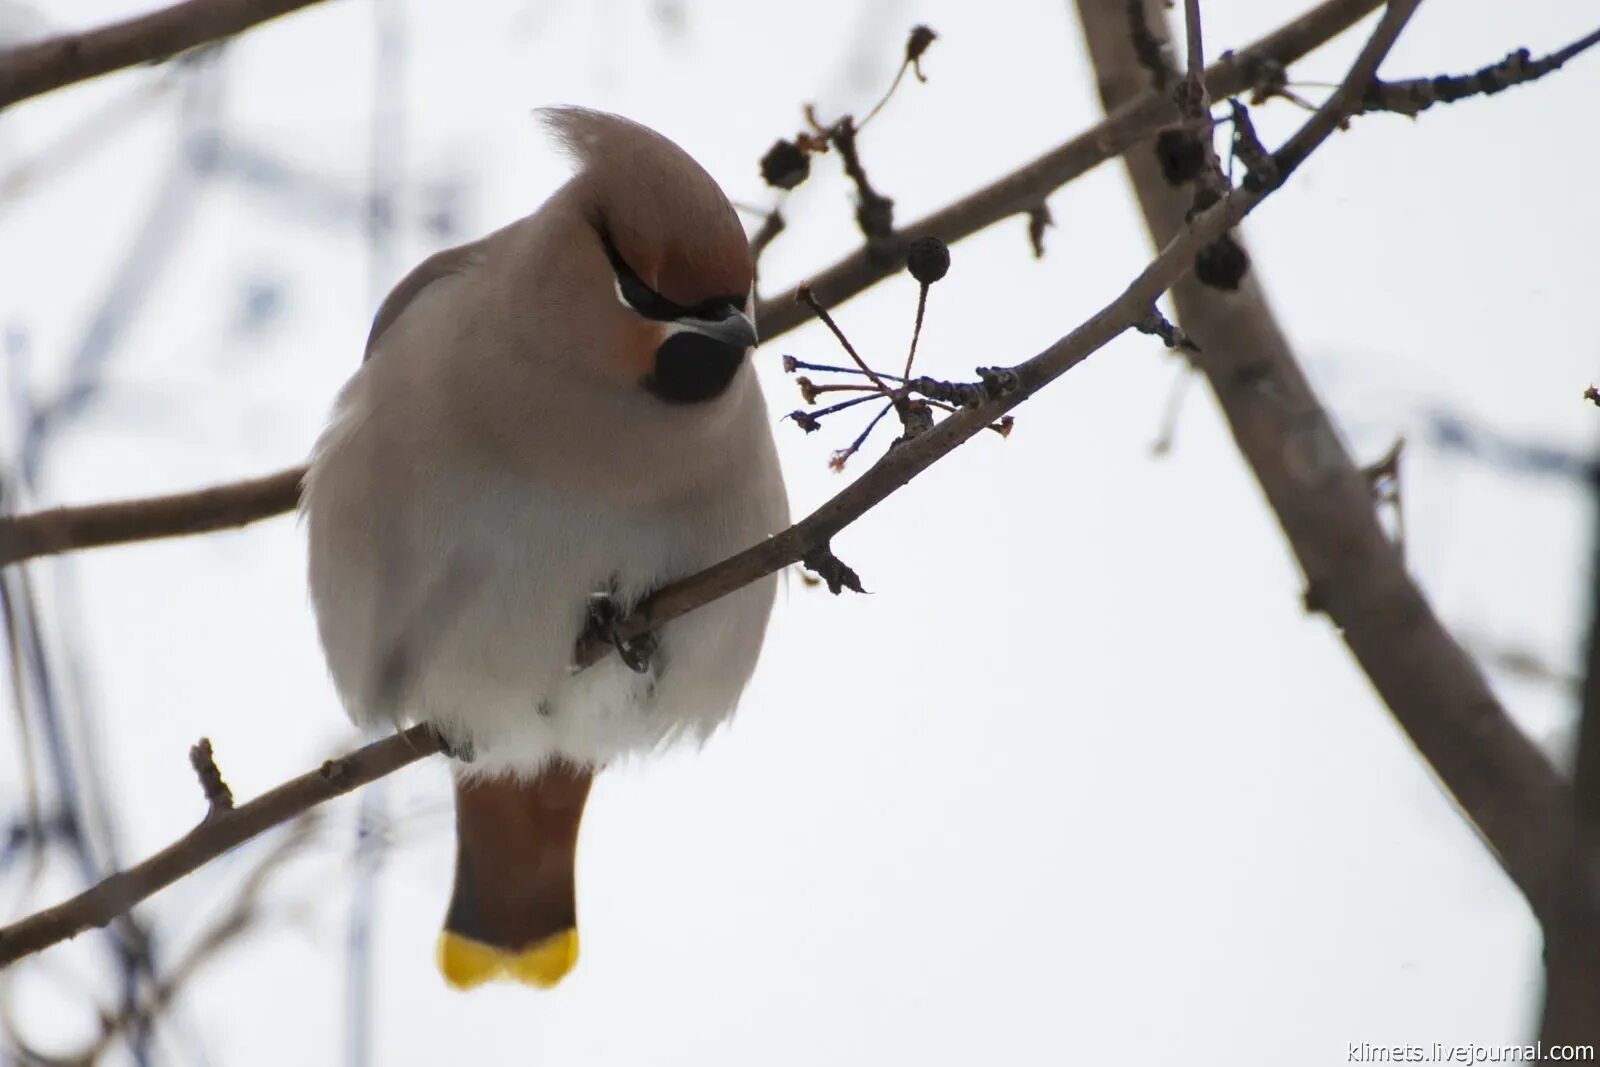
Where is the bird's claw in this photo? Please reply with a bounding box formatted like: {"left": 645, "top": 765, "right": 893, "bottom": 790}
{"left": 429, "top": 724, "right": 475, "bottom": 763}
{"left": 586, "top": 591, "right": 657, "bottom": 674}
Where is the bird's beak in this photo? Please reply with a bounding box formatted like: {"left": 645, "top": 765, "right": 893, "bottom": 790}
{"left": 679, "top": 308, "right": 759, "bottom": 350}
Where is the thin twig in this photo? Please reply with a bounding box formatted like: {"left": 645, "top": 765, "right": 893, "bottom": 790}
{"left": 1149, "top": 364, "right": 1195, "bottom": 456}
{"left": 188, "top": 738, "right": 234, "bottom": 819}
{"left": 1182, "top": 0, "right": 1208, "bottom": 110}
{"left": 859, "top": 25, "right": 938, "bottom": 129}
{"left": 830, "top": 403, "right": 896, "bottom": 472}
{"left": 750, "top": 207, "right": 787, "bottom": 269}
{"left": 785, "top": 358, "right": 906, "bottom": 381}
{"left": 787, "top": 392, "right": 885, "bottom": 433}
{"left": 798, "top": 286, "right": 894, "bottom": 394}
{"left": 901, "top": 286, "right": 930, "bottom": 381}
{"left": 1363, "top": 28, "right": 1600, "bottom": 116}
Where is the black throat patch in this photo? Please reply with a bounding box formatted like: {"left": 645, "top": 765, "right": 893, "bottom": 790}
{"left": 645, "top": 332, "right": 745, "bottom": 404}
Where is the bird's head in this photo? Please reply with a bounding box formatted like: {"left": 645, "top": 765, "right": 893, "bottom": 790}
{"left": 543, "top": 107, "right": 756, "bottom": 405}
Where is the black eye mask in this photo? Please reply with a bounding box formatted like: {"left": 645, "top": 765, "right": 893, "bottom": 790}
{"left": 596, "top": 227, "right": 752, "bottom": 405}
{"left": 597, "top": 228, "right": 744, "bottom": 323}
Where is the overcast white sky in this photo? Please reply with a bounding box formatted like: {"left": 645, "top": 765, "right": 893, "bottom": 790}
{"left": 2, "top": 0, "right": 1598, "bottom": 1063}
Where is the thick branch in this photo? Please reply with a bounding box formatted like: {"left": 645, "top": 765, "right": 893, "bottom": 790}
{"left": 1546, "top": 176, "right": 1600, "bottom": 1045}
{"left": 0, "top": 0, "right": 1383, "bottom": 569}
{"left": 0, "top": 0, "right": 329, "bottom": 111}
{"left": 0, "top": 725, "right": 442, "bottom": 966}
{"left": 1073, "top": 0, "right": 1580, "bottom": 920}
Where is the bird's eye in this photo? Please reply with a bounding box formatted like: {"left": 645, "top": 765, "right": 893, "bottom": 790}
{"left": 599, "top": 229, "right": 681, "bottom": 321}
{"left": 614, "top": 264, "right": 679, "bottom": 321}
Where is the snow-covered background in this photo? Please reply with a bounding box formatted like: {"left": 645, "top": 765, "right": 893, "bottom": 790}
{"left": 1, "top": 0, "right": 1596, "bottom": 1063}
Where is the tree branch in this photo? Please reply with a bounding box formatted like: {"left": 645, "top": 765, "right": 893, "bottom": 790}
{"left": 752, "top": 0, "right": 1383, "bottom": 337}
{"left": 0, "top": 0, "right": 330, "bottom": 111}
{"left": 0, "top": 725, "right": 442, "bottom": 966}
{"left": 0, "top": 0, "right": 1384, "bottom": 569}
{"left": 1362, "top": 28, "right": 1600, "bottom": 116}
{"left": 1072, "top": 0, "right": 1584, "bottom": 923}
{"left": 0, "top": 4, "right": 1464, "bottom": 957}
{"left": 1546, "top": 483, "right": 1600, "bottom": 1040}
{"left": 0, "top": 467, "right": 303, "bottom": 566}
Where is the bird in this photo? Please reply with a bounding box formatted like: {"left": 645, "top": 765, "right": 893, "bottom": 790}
{"left": 302, "top": 107, "right": 789, "bottom": 991}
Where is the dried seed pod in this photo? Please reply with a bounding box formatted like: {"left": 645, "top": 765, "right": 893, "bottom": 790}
{"left": 1194, "top": 233, "right": 1250, "bottom": 290}
{"left": 906, "top": 236, "right": 950, "bottom": 285}
{"left": 1155, "top": 129, "right": 1208, "bottom": 186}
{"left": 760, "top": 139, "right": 810, "bottom": 190}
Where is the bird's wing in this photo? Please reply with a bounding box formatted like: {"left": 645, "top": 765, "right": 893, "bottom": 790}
{"left": 364, "top": 241, "right": 486, "bottom": 360}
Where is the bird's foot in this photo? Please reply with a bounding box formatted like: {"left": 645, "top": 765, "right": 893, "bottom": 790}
{"left": 429, "top": 724, "right": 476, "bottom": 763}
{"left": 584, "top": 590, "right": 658, "bottom": 674}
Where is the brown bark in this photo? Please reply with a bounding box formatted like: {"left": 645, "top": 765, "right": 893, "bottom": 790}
{"left": 0, "top": 467, "right": 303, "bottom": 566}
{"left": 0, "top": 725, "right": 442, "bottom": 965}
{"left": 1073, "top": 0, "right": 1600, "bottom": 1043}
{"left": 0, "top": 0, "right": 329, "bottom": 110}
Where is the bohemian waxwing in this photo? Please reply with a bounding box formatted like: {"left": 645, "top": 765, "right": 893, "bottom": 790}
{"left": 302, "top": 108, "right": 788, "bottom": 990}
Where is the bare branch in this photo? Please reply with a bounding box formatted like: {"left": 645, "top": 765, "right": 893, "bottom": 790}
{"left": 1363, "top": 28, "right": 1600, "bottom": 116}
{"left": 1025, "top": 203, "right": 1053, "bottom": 258}
{"left": 188, "top": 738, "right": 234, "bottom": 819}
{"left": 1181, "top": 0, "right": 1207, "bottom": 92}
{"left": 1546, "top": 468, "right": 1600, "bottom": 1041}
{"left": 754, "top": 0, "right": 1384, "bottom": 337}
{"left": 0, "top": 0, "right": 331, "bottom": 111}
{"left": 0, "top": 467, "right": 302, "bottom": 567}
{"left": 1074, "top": 0, "right": 1580, "bottom": 923}
{"left": 0, "top": 725, "right": 442, "bottom": 966}
{"left": 1133, "top": 306, "right": 1199, "bottom": 353}
{"left": 749, "top": 206, "right": 786, "bottom": 268}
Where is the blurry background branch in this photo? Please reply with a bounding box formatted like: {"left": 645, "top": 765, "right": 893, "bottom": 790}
{"left": 64, "top": 814, "right": 321, "bottom": 1065}
{"left": 0, "top": 0, "right": 1385, "bottom": 568}
{"left": 0, "top": 0, "right": 1501, "bottom": 956}
{"left": 1073, "top": 0, "right": 1600, "bottom": 1047}
{"left": 0, "top": 0, "right": 329, "bottom": 110}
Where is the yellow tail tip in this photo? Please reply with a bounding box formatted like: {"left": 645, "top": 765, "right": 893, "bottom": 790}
{"left": 437, "top": 929, "right": 580, "bottom": 991}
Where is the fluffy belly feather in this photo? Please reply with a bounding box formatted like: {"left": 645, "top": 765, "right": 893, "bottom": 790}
{"left": 306, "top": 438, "right": 784, "bottom": 779}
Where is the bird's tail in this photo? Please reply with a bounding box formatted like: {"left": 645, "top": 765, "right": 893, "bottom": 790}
{"left": 436, "top": 762, "right": 594, "bottom": 990}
